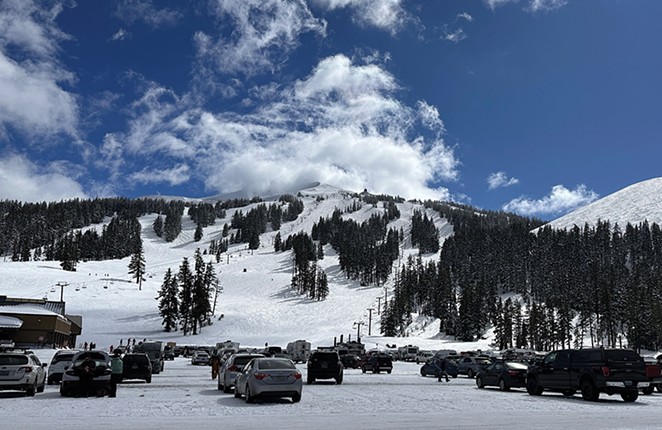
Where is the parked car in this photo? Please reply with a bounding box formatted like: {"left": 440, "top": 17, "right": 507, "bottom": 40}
{"left": 60, "top": 350, "right": 112, "bottom": 397}
{"left": 234, "top": 357, "right": 302, "bottom": 403}
{"left": 420, "top": 357, "right": 459, "bottom": 379}
{"left": 340, "top": 353, "right": 361, "bottom": 369}
{"left": 361, "top": 353, "right": 393, "bottom": 374}
{"left": 122, "top": 353, "right": 152, "bottom": 383}
{"left": 476, "top": 360, "right": 528, "bottom": 391}
{"left": 307, "top": 350, "right": 343, "bottom": 384}
{"left": 163, "top": 345, "right": 175, "bottom": 361}
{"left": 0, "top": 350, "right": 47, "bottom": 396}
{"left": 48, "top": 349, "right": 78, "bottom": 385}
{"left": 218, "top": 353, "right": 265, "bottom": 393}
{"left": 191, "top": 350, "right": 210, "bottom": 366}
{"left": 527, "top": 348, "right": 648, "bottom": 402}
{"left": 415, "top": 350, "right": 435, "bottom": 364}
{"left": 641, "top": 358, "right": 661, "bottom": 395}
{"left": 457, "top": 356, "right": 492, "bottom": 378}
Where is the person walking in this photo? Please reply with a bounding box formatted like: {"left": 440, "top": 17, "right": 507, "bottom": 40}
{"left": 210, "top": 353, "right": 221, "bottom": 380}
{"left": 436, "top": 358, "right": 450, "bottom": 382}
{"left": 109, "top": 350, "right": 123, "bottom": 397}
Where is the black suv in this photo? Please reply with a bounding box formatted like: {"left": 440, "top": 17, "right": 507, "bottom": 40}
{"left": 527, "top": 348, "right": 648, "bottom": 402}
{"left": 122, "top": 353, "right": 152, "bottom": 383}
{"left": 307, "top": 351, "right": 343, "bottom": 384}
{"left": 361, "top": 353, "right": 393, "bottom": 374}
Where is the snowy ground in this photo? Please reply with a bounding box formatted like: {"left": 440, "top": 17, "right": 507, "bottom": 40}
{"left": 4, "top": 353, "right": 662, "bottom": 430}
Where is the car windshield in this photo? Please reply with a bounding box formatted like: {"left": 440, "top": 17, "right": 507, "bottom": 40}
{"left": 234, "top": 356, "right": 258, "bottom": 366}
{"left": 257, "top": 359, "right": 295, "bottom": 370}
{"left": 0, "top": 355, "right": 28, "bottom": 365}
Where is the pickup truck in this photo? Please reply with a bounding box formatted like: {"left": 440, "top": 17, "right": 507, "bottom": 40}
{"left": 526, "top": 348, "right": 648, "bottom": 402}
{"left": 642, "top": 360, "right": 662, "bottom": 395}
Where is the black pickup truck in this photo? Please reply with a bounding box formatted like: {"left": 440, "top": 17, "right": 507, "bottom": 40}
{"left": 526, "top": 348, "right": 648, "bottom": 402}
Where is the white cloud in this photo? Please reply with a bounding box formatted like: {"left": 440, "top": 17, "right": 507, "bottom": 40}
{"left": 484, "top": 0, "right": 519, "bottom": 10}
{"left": 444, "top": 28, "right": 467, "bottom": 43}
{"left": 0, "top": 154, "right": 87, "bottom": 202}
{"left": 194, "top": 0, "right": 326, "bottom": 77}
{"left": 130, "top": 164, "right": 190, "bottom": 186}
{"left": 502, "top": 184, "right": 598, "bottom": 216}
{"left": 314, "top": 0, "right": 409, "bottom": 34}
{"left": 487, "top": 171, "right": 519, "bottom": 190}
{"left": 111, "top": 54, "right": 458, "bottom": 201}
{"left": 114, "top": 0, "right": 182, "bottom": 28}
{"left": 457, "top": 12, "right": 474, "bottom": 22}
{"left": 109, "top": 28, "right": 130, "bottom": 42}
{"left": 527, "top": 0, "right": 567, "bottom": 13}
{"left": 0, "top": 0, "right": 79, "bottom": 139}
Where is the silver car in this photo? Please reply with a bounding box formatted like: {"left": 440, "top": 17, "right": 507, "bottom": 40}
{"left": 0, "top": 351, "right": 47, "bottom": 396}
{"left": 234, "top": 357, "right": 302, "bottom": 403}
{"left": 48, "top": 350, "right": 79, "bottom": 385}
{"left": 218, "top": 353, "right": 265, "bottom": 393}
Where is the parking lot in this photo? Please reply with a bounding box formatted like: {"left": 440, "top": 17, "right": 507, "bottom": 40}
{"left": 3, "top": 352, "right": 662, "bottom": 429}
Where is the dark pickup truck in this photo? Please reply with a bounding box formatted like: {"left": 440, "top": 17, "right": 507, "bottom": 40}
{"left": 526, "top": 348, "right": 648, "bottom": 402}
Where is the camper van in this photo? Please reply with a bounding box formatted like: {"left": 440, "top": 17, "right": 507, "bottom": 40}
{"left": 286, "top": 340, "right": 311, "bottom": 363}
{"left": 398, "top": 345, "right": 419, "bottom": 362}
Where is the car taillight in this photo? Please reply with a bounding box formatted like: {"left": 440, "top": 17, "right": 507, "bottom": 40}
{"left": 228, "top": 365, "right": 238, "bottom": 372}
{"left": 602, "top": 366, "right": 610, "bottom": 377}
{"left": 19, "top": 366, "right": 32, "bottom": 373}
{"left": 253, "top": 373, "right": 268, "bottom": 380}
{"left": 292, "top": 372, "right": 302, "bottom": 379}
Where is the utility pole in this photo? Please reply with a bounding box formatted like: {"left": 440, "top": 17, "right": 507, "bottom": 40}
{"left": 367, "top": 308, "right": 374, "bottom": 336}
{"left": 56, "top": 281, "right": 68, "bottom": 315}
{"left": 376, "top": 296, "right": 382, "bottom": 315}
{"left": 353, "top": 321, "right": 364, "bottom": 343}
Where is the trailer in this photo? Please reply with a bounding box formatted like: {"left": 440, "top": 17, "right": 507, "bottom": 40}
{"left": 286, "top": 340, "right": 311, "bottom": 363}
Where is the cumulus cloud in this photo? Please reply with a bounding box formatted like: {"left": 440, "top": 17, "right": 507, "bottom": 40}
{"left": 130, "top": 164, "right": 190, "bottom": 186}
{"left": 314, "top": 0, "right": 409, "bottom": 34}
{"left": 502, "top": 184, "right": 598, "bottom": 216}
{"left": 194, "top": 0, "right": 326, "bottom": 78}
{"left": 110, "top": 54, "right": 458, "bottom": 200}
{"left": 487, "top": 171, "right": 519, "bottom": 190}
{"left": 114, "top": 0, "right": 182, "bottom": 28}
{"left": 484, "top": 0, "right": 519, "bottom": 10}
{"left": 457, "top": 12, "right": 474, "bottom": 22}
{"left": 0, "top": 0, "right": 79, "bottom": 139}
{"left": 0, "top": 154, "right": 87, "bottom": 202}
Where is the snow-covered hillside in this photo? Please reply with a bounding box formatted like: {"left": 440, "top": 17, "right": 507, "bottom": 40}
{"left": 0, "top": 183, "right": 476, "bottom": 352}
{"left": 543, "top": 177, "right": 662, "bottom": 231}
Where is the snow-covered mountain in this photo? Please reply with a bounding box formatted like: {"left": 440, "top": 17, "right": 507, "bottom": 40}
{"left": 0, "top": 182, "right": 467, "bottom": 353}
{"left": 543, "top": 177, "right": 662, "bottom": 231}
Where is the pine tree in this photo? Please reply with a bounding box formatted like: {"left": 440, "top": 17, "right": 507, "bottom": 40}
{"left": 177, "top": 257, "right": 194, "bottom": 335}
{"left": 157, "top": 269, "right": 179, "bottom": 332}
{"left": 128, "top": 240, "right": 146, "bottom": 290}
{"left": 194, "top": 223, "right": 203, "bottom": 242}
{"left": 190, "top": 249, "right": 211, "bottom": 334}
{"left": 153, "top": 214, "right": 164, "bottom": 237}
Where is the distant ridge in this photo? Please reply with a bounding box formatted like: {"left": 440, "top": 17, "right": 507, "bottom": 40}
{"left": 141, "top": 181, "right": 353, "bottom": 203}
{"left": 543, "top": 177, "right": 662, "bottom": 230}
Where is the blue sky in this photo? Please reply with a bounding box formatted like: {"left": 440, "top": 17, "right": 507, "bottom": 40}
{"left": 0, "top": 0, "right": 660, "bottom": 220}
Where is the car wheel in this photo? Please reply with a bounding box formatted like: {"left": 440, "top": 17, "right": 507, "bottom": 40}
{"left": 292, "top": 393, "right": 301, "bottom": 403}
{"left": 526, "top": 377, "right": 543, "bottom": 396}
{"left": 47, "top": 377, "right": 54, "bottom": 385}
{"left": 26, "top": 381, "right": 37, "bottom": 397}
{"left": 642, "top": 386, "right": 654, "bottom": 395}
{"left": 307, "top": 376, "right": 314, "bottom": 385}
{"left": 657, "top": 384, "right": 662, "bottom": 393}
{"left": 234, "top": 387, "right": 242, "bottom": 398}
{"left": 218, "top": 379, "right": 223, "bottom": 391}
{"left": 581, "top": 380, "right": 599, "bottom": 402}
{"left": 476, "top": 376, "right": 484, "bottom": 389}
{"left": 621, "top": 390, "right": 638, "bottom": 403}
{"left": 146, "top": 376, "right": 152, "bottom": 383}
{"left": 387, "top": 369, "right": 391, "bottom": 374}
{"left": 245, "top": 385, "right": 254, "bottom": 403}
{"left": 499, "top": 378, "right": 509, "bottom": 391}
{"left": 468, "top": 369, "right": 475, "bottom": 378}
{"left": 336, "top": 376, "right": 343, "bottom": 385}
{"left": 362, "top": 367, "right": 366, "bottom": 374}
{"left": 420, "top": 369, "right": 425, "bottom": 377}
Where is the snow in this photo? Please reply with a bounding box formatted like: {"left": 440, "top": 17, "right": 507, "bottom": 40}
{"left": 542, "top": 177, "right": 662, "bottom": 231}
{"left": 2, "top": 183, "right": 662, "bottom": 427}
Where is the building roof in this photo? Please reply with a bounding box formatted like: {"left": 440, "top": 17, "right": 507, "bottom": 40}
{"left": 0, "top": 304, "right": 64, "bottom": 317}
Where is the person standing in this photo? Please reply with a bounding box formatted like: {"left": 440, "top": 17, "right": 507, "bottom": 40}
{"left": 436, "top": 358, "right": 450, "bottom": 382}
{"left": 210, "top": 353, "right": 221, "bottom": 380}
{"left": 78, "top": 354, "right": 96, "bottom": 397}
{"left": 109, "top": 350, "right": 123, "bottom": 397}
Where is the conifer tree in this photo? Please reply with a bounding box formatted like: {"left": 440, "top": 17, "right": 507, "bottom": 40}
{"left": 128, "top": 240, "right": 146, "bottom": 290}
{"left": 153, "top": 214, "right": 164, "bottom": 237}
{"left": 194, "top": 223, "right": 203, "bottom": 242}
{"left": 157, "top": 269, "right": 179, "bottom": 332}
{"left": 177, "top": 257, "right": 194, "bottom": 335}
